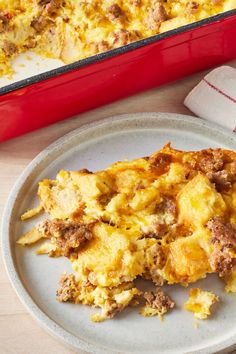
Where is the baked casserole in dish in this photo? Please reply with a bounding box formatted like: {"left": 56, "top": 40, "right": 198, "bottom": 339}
{"left": 1, "top": 0, "right": 236, "bottom": 76}
{"left": 0, "top": 1, "right": 236, "bottom": 142}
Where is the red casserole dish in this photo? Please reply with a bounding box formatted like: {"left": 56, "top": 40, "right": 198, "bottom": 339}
{"left": 1, "top": 9, "right": 236, "bottom": 143}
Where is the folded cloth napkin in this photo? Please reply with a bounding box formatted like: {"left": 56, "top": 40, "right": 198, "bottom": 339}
{"left": 184, "top": 66, "right": 236, "bottom": 132}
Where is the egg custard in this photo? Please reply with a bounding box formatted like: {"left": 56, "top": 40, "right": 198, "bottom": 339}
{"left": 184, "top": 288, "right": 219, "bottom": 320}
{"left": 1, "top": 0, "right": 236, "bottom": 77}
{"left": 18, "top": 144, "right": 236, "bottom": 321}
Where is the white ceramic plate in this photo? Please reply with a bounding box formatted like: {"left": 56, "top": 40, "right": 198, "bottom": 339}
{"left": 2, "top": 113, "right": 236, "bottom": 354}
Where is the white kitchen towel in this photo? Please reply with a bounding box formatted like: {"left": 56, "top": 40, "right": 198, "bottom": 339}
{"left": 184, "top": 66, "right": 236, "bottom": 132}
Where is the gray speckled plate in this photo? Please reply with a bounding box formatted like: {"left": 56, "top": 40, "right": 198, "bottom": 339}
{"left": 2, "top": 113, "right": 236, "bottom": 354}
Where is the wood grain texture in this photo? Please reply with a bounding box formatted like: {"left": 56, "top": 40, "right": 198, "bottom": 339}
{"left": 1, "top": 61, "right": 236, "bottom": 354}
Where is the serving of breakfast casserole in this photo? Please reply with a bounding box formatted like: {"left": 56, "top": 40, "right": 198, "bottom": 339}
{"left": 17, "top": 143, "right": 236, "bottom": 322}
{"left": 1, "top": 0, "right": 236, "bottom": 77}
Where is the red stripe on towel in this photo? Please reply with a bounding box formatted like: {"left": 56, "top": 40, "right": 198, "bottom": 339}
{"left": 203, "top": 78, "right": 236, "bottom": 104}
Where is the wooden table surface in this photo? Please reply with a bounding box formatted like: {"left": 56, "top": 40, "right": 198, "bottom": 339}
{"left": 1, "top": 61, "right": 236, "bottom": 354}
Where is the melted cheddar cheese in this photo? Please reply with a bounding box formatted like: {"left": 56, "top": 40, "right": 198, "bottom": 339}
{"left": 1, "top": 0, "right": 236, "bottom": 76}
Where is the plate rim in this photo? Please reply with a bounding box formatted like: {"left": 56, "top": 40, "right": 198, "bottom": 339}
{"left": 2, "top": 112, "right": 236, "bottom": 354}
